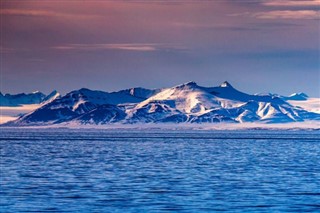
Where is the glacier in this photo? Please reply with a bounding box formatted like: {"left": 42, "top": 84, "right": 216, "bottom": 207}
{"left": 1, "top": 81, "right": 319, "bottom": 126}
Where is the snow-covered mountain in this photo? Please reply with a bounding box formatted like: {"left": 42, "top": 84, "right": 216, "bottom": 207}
{"left": 4, "top": 87, "right": 159, "bottom": 125}
{"left": 40, "top": 90, "right": 61, "bottom": 105}
{"left": 0, "top": 90, "right": 61, "bottom": 124}
{"left": 0, "top": 90, "right": 60, "bottom": 106}
{"left": 282, "top": 93, "right": 309, "bottom": 101}
{"left": 0, "top": 91, "right": 45, "bottom": 106}
{"left": 3, "top": 82, "right": 320, "bottom": 126}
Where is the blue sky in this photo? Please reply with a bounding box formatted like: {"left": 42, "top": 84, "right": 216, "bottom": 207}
{"left": 1, "top": 0, "right": 319, "bottom": 97}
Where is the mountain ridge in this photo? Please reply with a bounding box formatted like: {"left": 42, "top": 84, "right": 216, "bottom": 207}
{"left": 2, "top": 81, "right": 319, "bottom": 126}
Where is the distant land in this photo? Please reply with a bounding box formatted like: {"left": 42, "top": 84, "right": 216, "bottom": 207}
{"left": 1, "top": 81, "right": 319, "bottom": 127}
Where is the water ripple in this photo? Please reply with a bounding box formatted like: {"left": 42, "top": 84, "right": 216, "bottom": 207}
{"left": 1, "top": 129, "right": 319, "bottom": 212}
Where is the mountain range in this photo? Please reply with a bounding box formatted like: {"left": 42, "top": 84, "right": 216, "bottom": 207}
{"left": 0, "top": 90, "right": 60, "bottom": 107}
{"left": 2, "top": 81, "right": 319, "bottom": 126}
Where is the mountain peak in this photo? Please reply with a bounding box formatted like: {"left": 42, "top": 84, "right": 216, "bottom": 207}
{"left": 220, "top": 81, "right": 233, "bottom": 88}
{"left": 41, "top": 90, "right": 61, "bottom": 104}
{"left": 78, "top": 88, "right": 91, "bottom": 92}
{"left": 285, "top": 92, "right": 309, "bottom": 101}
{"left": 185, "top": 81, "right": 197, "bottom": 86}
{"left": 289, "top": 92, "right": 308, "bottom": 98}
{"left": 176, "top": 81, "right": 198, "bottom": 88}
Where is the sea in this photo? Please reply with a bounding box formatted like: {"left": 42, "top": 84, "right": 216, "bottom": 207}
{"left": 1, "top": 128, "right": 319, "bottom": 212}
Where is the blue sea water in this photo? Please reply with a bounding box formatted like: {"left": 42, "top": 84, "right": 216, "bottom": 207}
{"left": 0, "top": 129, "right": 319, "bottom": 212}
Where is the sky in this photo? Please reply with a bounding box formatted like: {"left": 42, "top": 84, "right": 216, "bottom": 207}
{"left": 1, "top": 0, "right": 320, "bottom": 97}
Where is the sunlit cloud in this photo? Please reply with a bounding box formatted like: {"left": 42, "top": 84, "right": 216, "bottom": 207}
{"left": 253, "top": 10, "right": 320, "bottom": 19}
{"left": 231, "top": 10, "right": 319, "bottom": 19}
{"left": 0, "top": 9, "right": 64, "bottom": 17}
{"left": 0, "top": 9, "right": 100, "bottom": 18}
{"left": 263, "top": 0, "right": 320, "bottom": 7}
{"left": 172, "top": 22, "right": 260, "bottom": 31}
{"left": 52, "top": 43, "right": 186, "bottom": 52}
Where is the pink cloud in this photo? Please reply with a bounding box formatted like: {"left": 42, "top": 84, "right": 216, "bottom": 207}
{"left": 52, "top": 43, "right": 186, "bottom": 52}
{"left": 263, "top": 0, "right": 320, "bottom": 7}
{"left": 0, "top": 9, "right": 100, "bottom": 18}
{"left": 253, "top": 10, "right": 320, "bottom": 19}
{"left": 0, "top": 9, "right": 63, "bottom": 17}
